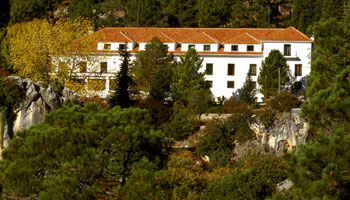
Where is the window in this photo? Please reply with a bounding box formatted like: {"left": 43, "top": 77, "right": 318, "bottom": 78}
{"left": 227, "top": 64, "right": 235, "bottom": 76}
{"left": 295, "top": 64, "right": 302, "bottom": 76}
{"left": 249, "top": 64, "right": 257, "bottom": 76}
{"left": 204, "top": 45, "right": 211, "bottom": 51}
{"left": 119, "top": 44, "right": 126, "bottom": 50}
{"left": 79, "top": 62, "right": 87, "bottom": 73}
{"left": 189, "top": 45, "right": 195, "bottom": 49}
{"left": 104, "top": 43, "right": 111, "bottom": 50}
{"left": 284, "top": 44, "right": 291, "bottom": 56}
{"left": 247, "top": 45, "right": 254, "bottom": 51}
{"left": 231, "top": 45, "right": 238, "bottom": 51}
{"left": 100, "top": 62, "right": 107, "bottom": 73}
{"left": 206, "top": 80, "right": 213, "bottom": 88}
{"left": 206, "top": 63, "right": 213, "bottom": 75}
{"left": 227, "top": 81, "right": 234, "bottom": 88}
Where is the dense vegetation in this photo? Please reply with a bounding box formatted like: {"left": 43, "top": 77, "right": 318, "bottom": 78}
{"left": 1, "top": 0, "right": 350, "bottom": 199}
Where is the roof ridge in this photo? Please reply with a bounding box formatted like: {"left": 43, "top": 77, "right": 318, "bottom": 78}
{"left": 161, "top": 32, "right": 177, "bottom": 43}
{"left": 287, "top": 26, "right": 313, "bottom": 41}
{"left": 203, "top": 32, "right": 222, "bottom": 45}
{"left": 244, "top": 32, "right": 262, "bottom": 43}
{"left": 120, "top": 31, "right": 135, "bottom": 43}
{"left": 100, "top": 27, "right": 285, "bottom": 31}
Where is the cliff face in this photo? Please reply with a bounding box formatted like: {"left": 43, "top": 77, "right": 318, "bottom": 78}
{"left": 1, "top": 77, "right": 80, "bottom": 148}
{"left": 234, "top": 108, "right": 308, "bottom": 158}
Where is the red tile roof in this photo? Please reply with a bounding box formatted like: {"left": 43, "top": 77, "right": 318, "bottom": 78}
{"left": 92, "top": 27, "right": 312, "bottom": 54}
{"left": 223, "top": 32, "right": 261, "bottom": 44}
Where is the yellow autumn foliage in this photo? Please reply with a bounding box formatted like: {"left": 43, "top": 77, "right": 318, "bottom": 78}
{"left": 5, "top": 17, "right": 104, "bottom": 95}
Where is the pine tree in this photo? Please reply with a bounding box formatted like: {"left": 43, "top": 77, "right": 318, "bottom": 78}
{"left": 171, "top": 48, "right": 206, "bottom": 105}
{"left": 109, "top": 44, "right": 132, "bottom": 108}
{"left": 257, "top": 50, "right": 290, "bottom": 100}
{"left": 302, "top": 17, "right": 350, "bottom": 133}
{"left": 132, "top": 37, "right": 176, "bottom": 101}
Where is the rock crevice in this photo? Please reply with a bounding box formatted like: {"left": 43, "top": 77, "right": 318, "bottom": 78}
{"left": 1, "top": 77, "right": 80, "bottom": 148}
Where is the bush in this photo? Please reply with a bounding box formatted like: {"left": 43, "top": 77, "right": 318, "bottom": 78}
{"left": 161, "top": 103, "right": 199, "bottom": 141}
{"left": 257, "top": 106, "right": 277, "bottom": 127}
{"left": 136, "top": 97, "right": 172, "bottom": 128}
{"left": 196, "top": 113, "right": 253, "bottom": 167}
{"left": 202, "top": 153, "right": 287, "bottom": 200}
{"left": 269, "top": 91, "right": 301, "bottom": 112}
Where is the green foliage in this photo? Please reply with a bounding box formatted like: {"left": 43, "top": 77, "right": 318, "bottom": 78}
{"left": 109, "top": 44, "right": 132, "bottom": 108}
{"left": 269, "top": 91, "right": 301, "bottom": 112}
{"left": 136, "top": 98, "right": 172, "bottom": 128}
{"left": 172, "top": 48, "right": 206, "bottom": 105}
{"left": 302, "top": 18, "right": 350, "bottom": 133}
{"left": 0, "top": 77, "right": 24, "bottom": 148}
{"left": 202, "top": 153, "right": 287, "bottom": 200}
{"left": 187, "top": 88, "right": 214, "bottom": 119}
{"left": 9, "top": 0, "right": 61, "bottom": 24}
{"left": 198, "top": 0, "right": 233, "bottom": 27}
{"left": 196, "top": 112, "right": 253, "bottom": 167}
{"left": 258, "top": 49, "right": 290, "bottom": 100}
{"left": 274, "top": 125, "right": 350, "bottom": 199}
{"left": 0, "top": 103, "right": 167, "bottom": 198}
{"left": 161, "top": 103, "right": 199, "bottom": 141}
{"left": 240, "top": 71, "right": 257, "bottom": 106}
{"left": 132, "top": 37, "right": 175, "bottom": 101}
{"left": 165, "top": 152, "right": 208, "bottom": 200}
{"left": 161, "top": 0, "right": 199, "bottom": 27}
{"left": 118, "top": 158, "right": 169, "bottom": 199}
{"left": 257, "top": 106, "right": 277, "bottom": 127}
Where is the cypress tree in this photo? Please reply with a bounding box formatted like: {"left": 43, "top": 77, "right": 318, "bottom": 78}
{"left": 109, "top": 44, "right": 132, "bottom": 108}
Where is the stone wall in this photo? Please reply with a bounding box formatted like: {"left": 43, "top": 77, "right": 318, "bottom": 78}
{"left": 1, "top": 77, "right": 80, "bottom": 148}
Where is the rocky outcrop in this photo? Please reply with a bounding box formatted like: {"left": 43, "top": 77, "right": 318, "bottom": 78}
{"left": 234, "top": 108, "right": 308, "bottom": 158}
{"left": 1, "top": 76, "right": 80, "bottom": 148}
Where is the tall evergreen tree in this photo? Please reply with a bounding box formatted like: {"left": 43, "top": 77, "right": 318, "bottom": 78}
{"left": 109, "top": 44, "right": 132, "bottom": 108}
{"left": 302, "top": 16, "right": 350, "bottom": 133}
{"left": 171, "top": 48, "right": 206, "bottom": 105}
{"left": 240, "top": 71, "right": 257, "bottom": 106}
{"left": 292, "top": 0, "right": 324, "bottom": 33}
{"left": 257, "top": 50, "right": 290, "bottom": 100}
{"left": 132, "top": 37, "right": 175, "bottom": 101}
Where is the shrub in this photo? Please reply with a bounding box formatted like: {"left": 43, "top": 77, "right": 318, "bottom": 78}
{"left": 202, "top": 153, "right": 287, "bottom": 200}
{"left": 161, "top": 103, "right": 199, "bottom": 141}
{"left": 269, "top": 91, "right": 301, "bottom": 112}
{"left": 257, "top": 106, "right": 277, "bottom": 127}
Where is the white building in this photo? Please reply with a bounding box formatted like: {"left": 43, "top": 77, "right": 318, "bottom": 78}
{"left": 85, "top": 27, "right": 312, "bottom": 101}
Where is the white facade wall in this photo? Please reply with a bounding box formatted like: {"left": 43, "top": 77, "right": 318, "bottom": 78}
{"left": 182, "top": 43, "right": 219, "bottom": 52}
{"left": 223, "top": 44, "right": 262, "bottom": 52}
{"left": 97, "top": 42, "right": 134, "bottom": 51}
{"left": 263, "top": 42, "right": 312, "bottom": 81}
{"left": 87, "top": 41, "right": 312, "bottom": 100}
{"left": 197, "top": 55, "right": 263, "bottom": 99}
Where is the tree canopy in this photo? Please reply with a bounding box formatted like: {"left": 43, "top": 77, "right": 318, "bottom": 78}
{"left": 4, "top": 17, "right": 102, "bottom": 93}
{"left": 131, "top": 37, "right": 176, "bottom": 101}
{"left": 258, "top": 50, "right": 290, "bottom": 100}
{"left": 0, "top": 103, "right": 167, "bottom": 199}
